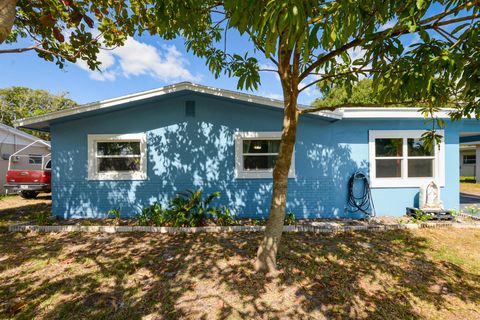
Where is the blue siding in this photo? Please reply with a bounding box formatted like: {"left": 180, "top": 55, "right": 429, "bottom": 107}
{"left": 50, "top": 93, "right": 475, "bottom": 219}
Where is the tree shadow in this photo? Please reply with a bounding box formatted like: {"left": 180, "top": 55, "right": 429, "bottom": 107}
{"left": 1, "top": 229, "right": 479, "bottom": 319}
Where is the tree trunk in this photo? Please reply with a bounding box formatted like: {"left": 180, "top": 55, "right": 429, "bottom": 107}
{"left": 255, "top": 88, "right": 299, "bottom": 273}
{"left": 0, "top": 0, "right": 16, "bottom": 44}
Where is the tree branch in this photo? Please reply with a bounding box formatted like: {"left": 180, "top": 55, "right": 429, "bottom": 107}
{"left": 299, "top": 13, "right": 480, "bottom": 81}
{"left": 0, "top": 44, "right": 40, "bottom": 54}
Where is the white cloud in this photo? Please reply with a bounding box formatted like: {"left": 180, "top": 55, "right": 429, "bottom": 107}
{"left": 76, "top": 37, "right": 199, "bottom": 82}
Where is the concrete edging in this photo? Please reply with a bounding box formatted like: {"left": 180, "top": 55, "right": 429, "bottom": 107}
{"left": 7, "top": 221, "right": 480, "bottom": 234}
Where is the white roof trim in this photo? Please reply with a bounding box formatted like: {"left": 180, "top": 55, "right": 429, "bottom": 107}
{"left": 15, "top": 82, "right": 342, "bottom": 129}
{"left": 340, "top": 107, "right": 452, "bottom": 119}
{"left": 0, "top": 123, "right": 45, "bottom": 142}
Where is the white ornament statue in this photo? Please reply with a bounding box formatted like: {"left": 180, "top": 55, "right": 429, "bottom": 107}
{"left": 419, "top": 180, "right": 444, "bottom": 212}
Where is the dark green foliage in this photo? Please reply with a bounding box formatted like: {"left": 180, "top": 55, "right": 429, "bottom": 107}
{"left": 136, "top": 190, "right": 233, "bottom": 227}
{"left": 284, "top": 212, "right": 297, "bottom": 225}
{"left": 411, "top": 209, "right": 432, "bottom": 223}
{"left": 210, "top": 207, "right": 239, "bottom": 226}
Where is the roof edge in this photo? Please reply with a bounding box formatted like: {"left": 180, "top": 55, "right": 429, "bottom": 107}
{"left": 0, "top": 123, "right": 45, "bottom": 142}
{"left": 15, "top": 82, "right": 342, "bottom": 129}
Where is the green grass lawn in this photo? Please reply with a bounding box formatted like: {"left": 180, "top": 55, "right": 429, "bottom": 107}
{"left": 1, "top": 196, "right": 480, "bottom": 319}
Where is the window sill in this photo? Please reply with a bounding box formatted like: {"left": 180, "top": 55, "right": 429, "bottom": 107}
{"left": 370, "top": 177, "right": 445, "bottom": 188}
{"left": 88, "top": 172, "right": 147, "bottom": 181}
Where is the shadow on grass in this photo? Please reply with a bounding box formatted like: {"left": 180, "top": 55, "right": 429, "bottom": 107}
{"left": 0, "top": 230, "right": 479, "bottom": 319}
{"left": 0, "top": 195, "right": 51, "bottom": 230}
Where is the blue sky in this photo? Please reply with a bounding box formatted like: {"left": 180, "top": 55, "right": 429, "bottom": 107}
{"left": 0, "top": 31, "right": 319, "bottom": 105}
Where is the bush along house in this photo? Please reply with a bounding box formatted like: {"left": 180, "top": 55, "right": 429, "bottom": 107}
{"left": 15, "top": 82, "right": 480, "bottom": 219}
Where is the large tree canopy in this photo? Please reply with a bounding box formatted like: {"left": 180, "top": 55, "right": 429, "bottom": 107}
{"left": 0, "top": 0, "right": 138, "bottom": 70}
{"left": 313, "top": 79, "right": 379, "bottom": 107}
{"left": 0, "top": 86, "right": 77, "bottom": 139}
{"left": 128, "top": 0, "right": 479, "bottom": 272}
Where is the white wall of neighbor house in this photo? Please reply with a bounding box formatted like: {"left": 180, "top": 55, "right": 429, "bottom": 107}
{"left": 476, "top": 146, "right": 480, "bottom": 183}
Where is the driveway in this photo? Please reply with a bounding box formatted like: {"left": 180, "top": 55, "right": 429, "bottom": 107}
{"left": 460, "top": 193, "right": 480, "bottom": 211}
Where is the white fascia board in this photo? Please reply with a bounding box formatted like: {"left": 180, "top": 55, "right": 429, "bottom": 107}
{"left": 15, "top": 82, "right": 342, "bottom": 129}
{"left": 340, "top": 107, "right": 453, "bottom": 119}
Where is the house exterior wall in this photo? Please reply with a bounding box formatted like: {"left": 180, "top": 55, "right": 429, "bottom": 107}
{"left": 50, "top": 93, "right": 465, "bottom": 219}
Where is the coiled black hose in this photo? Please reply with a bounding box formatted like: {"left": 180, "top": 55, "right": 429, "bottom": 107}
{"left": 347, "top": 171, "right": 376, "bottom": 218}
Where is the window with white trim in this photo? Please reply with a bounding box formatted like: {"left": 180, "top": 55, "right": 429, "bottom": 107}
{"left": 369, "top": 130, "right": 444, "bottom": 188}
{"left": 463, "top": 154, "right": 476, "bottom": 165}
{"left": 235, "top": 132, "right": 295, "bottom": 179}
{"left": 88, "top": 133, "right": 147, "bottom": 180}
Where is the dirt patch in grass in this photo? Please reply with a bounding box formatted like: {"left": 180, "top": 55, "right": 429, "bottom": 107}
{"left": 0, "top": 194, "right": 51, "bottom": 229}
{"left": 0, "top": 229, "right": 479, "bottom": 319}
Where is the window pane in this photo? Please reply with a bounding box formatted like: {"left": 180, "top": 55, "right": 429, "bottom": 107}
{"left": 408, "top": 138, "right": 433, "bottom": 156}
{"left": 243, "top": 155, "right": 277, "bottom": 170}
{"left": 375, "top": 139, "right": 403, "bottom": 157}
{"left": 98, "top": 157, "right": 140, "bottom": 172}
{"left": 463, "top": 155, "right": 476, "bottom": 164}
{"left": 97, "top": 142, "right": 140, "bottom": 156}
{"left": 376, "top": 159, "right": 402, "bottom": 178}
{"left": 243, "top": 140, "right": 280, "bottom": 154}
{"left": 29, "top": 154, "right": 42, "bottom": 164}
{"left": 408, "top": 159, "right": 433, "bottom": 177}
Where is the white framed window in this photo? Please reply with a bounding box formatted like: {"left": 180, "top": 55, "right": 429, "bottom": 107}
{"left": 369, "top": 130, "right": 445, "bottom": 188}
{"left": 463, "top": 154, "right": 476, "bottom": 165}
{"left": 88, "top": 133, "right": 147, "bottom": 180}
{"left": 234, "top": 132, "right": 295, "bottom": 179}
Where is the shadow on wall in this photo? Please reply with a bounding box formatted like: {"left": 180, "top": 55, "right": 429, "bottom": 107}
{"left": 54, "top": 120, "right": 367, "bottom": 219}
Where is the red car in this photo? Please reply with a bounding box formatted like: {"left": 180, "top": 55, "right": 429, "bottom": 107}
{"left": 3, "top": 140, "right": 52, "bottom": 199}
{"left": 4, "top": 159, "right": 51, "bottom": 199}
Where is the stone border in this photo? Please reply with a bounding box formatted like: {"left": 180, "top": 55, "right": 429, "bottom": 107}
{"left": 8, "top": 221, "right": 480, "bottom": 234}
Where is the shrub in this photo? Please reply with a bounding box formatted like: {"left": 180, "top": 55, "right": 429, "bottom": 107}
{"left": 107, "top": 208, "right": 121, "bottom": 220}
{"left": 135, "top": 202, "right": 165, "bottom": 226}
{"left": 411, "top": 209, "right": 432, "bottom": 223}
{"left": 284, "top": 212, "right": 296, "bottom": 225}
{"left": 211, "top": 207, "right": 239, "bottom": 226}
{"left": 136, "top": 190, "right": 224, "bottom": 227}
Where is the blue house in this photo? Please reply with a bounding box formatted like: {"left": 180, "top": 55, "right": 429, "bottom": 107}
{"left": 16, "top": 82, "right": 480, "bottom": 219}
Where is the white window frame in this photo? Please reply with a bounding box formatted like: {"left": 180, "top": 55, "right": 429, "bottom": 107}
{"left": 369, "top": 130, "right": 445, "bottom": 188}
{"left": 235, "top": 132, "right": 295, "bottom": 179}
{"left": 88, "top": 133, "right": 147, "bottom": 181}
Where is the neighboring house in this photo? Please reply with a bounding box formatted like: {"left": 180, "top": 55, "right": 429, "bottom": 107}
{"left": 15, "top": 82, "right": 480, "bottom": 219}
{"left": 459, "top": 146, "right": 476, "bottom": 177}
{"left": 0, "top": 123, "right": 45, "bottom": 194}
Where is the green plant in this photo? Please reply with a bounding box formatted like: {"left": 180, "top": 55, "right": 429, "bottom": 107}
{"left": 211, "top": 207, "right": 239, "bottom": 226}
{"left": 107, "top": 208, "right": 121, "bottom": 220}
{"left": 284, "top": 212, "right": 297, "bottom": 225}
{"left": 136, "top": 190, "right": 224, "bottom": 227}
{"left": 34, "top": 211, "right": 50, "bottom": 226}
{"left": 411, "top": 209, "right": 432, "bottom": 223}
{"left": 166, "top": 190, "right": 221, "bottom": 227}
{"left": 465, "top": 205, "right": 479, "bottom": 216}
{"left": 135, "top": 202, "right": 165, "bottom": 226}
